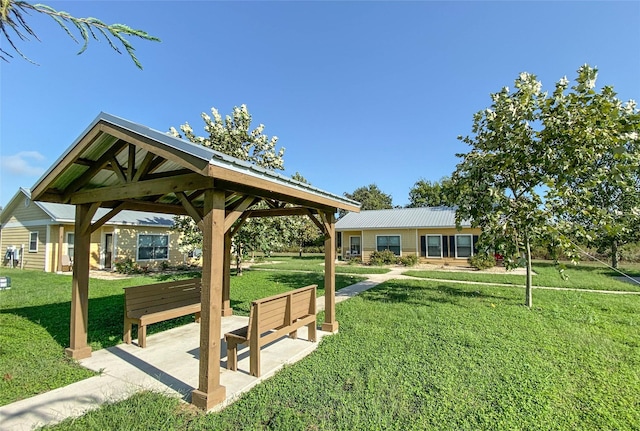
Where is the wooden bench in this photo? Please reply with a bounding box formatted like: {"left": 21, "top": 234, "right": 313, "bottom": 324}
{"left": 225, "top": 284, "right": 318, "bottom": 377}
{"left": 123, "top": 278, "right": 201, "bottom": 348}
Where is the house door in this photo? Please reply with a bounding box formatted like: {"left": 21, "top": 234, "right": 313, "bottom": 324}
{"left": 104, "top": 234, "right": 113, "bottom": 269}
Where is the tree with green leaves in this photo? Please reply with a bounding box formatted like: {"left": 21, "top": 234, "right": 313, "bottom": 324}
{"left": 1, "top": 0, "right": 159, "bottom": 68}
{"left": 452, "top": 71, "right": 550, "bottom": 307}
{"left": 407, "top": 177, "right": 455, "bottom": 208}
{"left": 170, "top": 104, "right": 284, "bottom": 171}
{"left": 170, "top": 105, "right": 287, "bottom": 269}
{"left": 451, "top": 65, "right": 640, "bottom": 308}
{"left": 542, "top": 66, "right": 640, "bottom": 269}
{"left": 341, "top": 184, "right": 392, "bottom": 217}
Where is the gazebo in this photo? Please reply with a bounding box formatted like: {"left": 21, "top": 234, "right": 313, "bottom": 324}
{"left": 30, "top": 112, "right": 360, "bottom": 410}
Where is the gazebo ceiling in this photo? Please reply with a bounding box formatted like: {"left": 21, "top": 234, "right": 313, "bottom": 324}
{"left": 31, "top": 112, "right": 360, "bottom": 217}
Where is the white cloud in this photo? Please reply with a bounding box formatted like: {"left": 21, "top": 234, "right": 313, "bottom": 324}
{"left": 1, "top": 151, "right": 47, "bottom": 176}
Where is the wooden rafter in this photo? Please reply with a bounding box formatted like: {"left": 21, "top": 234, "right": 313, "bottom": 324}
{"left": 110, "top": 156, "right": 127, "bottom": 183}
{"left": 127, "top": 144, "right": 136, "bottom": 182}
{"left": 79, "top": 202, "right": 101, "bottom": 235}
{"left": 62, "top": 140, "right": 128, "bottom": 201}
{"left": 246, "top": 207, "right": 316, "bottom": 218}
{"left": 133, "top": 152, "right": 156, "bottom": 182}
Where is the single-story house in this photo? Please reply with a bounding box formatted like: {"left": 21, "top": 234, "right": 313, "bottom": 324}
{"left": 336, "top": 206, "right": 481, "bottom": 264}
{"left": 0, "top": 187, "right": 185, "bottom": 272}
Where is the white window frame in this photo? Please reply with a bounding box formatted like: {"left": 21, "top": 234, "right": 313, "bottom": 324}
{"left": 28, "top": 231, "right": 38, "bottom": 252}
{"left": 66, "top": 232, "right": 75, "bottom": 260}
{"left": 455, "top": 234, "right": 473, "bottom": 258}
{"left": 426, "top": 235, "right": 443, "bottom": 258}
{"left": 376, "top": 234, "right": 401, "bottom": 256}
{"left": 349, "top": 236, "right": 361, "bottom": 256}
{"left": 137, "top": 233, "right": 169, "bottom": 261}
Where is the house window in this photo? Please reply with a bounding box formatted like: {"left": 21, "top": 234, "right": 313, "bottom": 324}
{"left": 427, "top": 235, "right": 442, "bottom": 258}
{"left": 137, "top": 234, "right": 169, "bottom": 260}
{"left": 29, "top": 232, "right": 38, "bottom": 252}
{"left": 376, "top": 235, "right": 401, "bottom": 256}
{"left": 66, "top": 233, "right": 75, "bottom": 260}
{"left": 456, "top": 235, "right": 473, "bottom": 258}
{"left": 349, "top": 236, "right": 361, "bottom": 255}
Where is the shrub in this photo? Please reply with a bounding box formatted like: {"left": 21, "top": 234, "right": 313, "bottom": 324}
{"left": 347, "top": 257, "right": 361, "bottom": 266}
{"left": 468, "top": 253, "right": 496, "bottom": 270}
{"left": 398, "top": 254, "right": 419, "bottom": 267}
{"left": 369, "top": 249, "right": 398, "bottom": 266}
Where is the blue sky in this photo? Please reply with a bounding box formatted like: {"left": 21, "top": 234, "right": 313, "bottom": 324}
{"left": 1, "top": 1, "right": 639, "bottom": 209}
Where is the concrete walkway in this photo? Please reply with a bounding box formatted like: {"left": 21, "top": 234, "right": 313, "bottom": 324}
{"left": 0, "top": 268, "right": 402, "bottom": 431}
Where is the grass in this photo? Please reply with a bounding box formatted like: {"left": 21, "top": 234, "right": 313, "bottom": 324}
{"left": 251, "top": 255, "right": 391, "bottom": 274}
{"left": 404, "top": 261, "right": 640, "bottom": 292}
{"left": 43, "top": 278, "right": 640, "bottom": 430}
{"left": 0, "top": 268, "right": 365, "bottom": 406}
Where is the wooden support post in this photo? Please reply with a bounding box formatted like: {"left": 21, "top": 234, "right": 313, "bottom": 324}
{"left": 322, "top": 212, "right": 339, "bottom": 332}
{"left": 57, "top": 224, "right": 64, "bottom": 273}
{"left": 192, "top": 189, "right": 226, "bottom": 410}
{"left": 65, "top": 204, "right": 93, "bottom": 359}
{"left": 222, "top": 232, "right": 233, "bottom": 316}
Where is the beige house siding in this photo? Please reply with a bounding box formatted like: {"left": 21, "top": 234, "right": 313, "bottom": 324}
{"left": 1, "top": 200, "right": 51, "bottom": 271}
{"left": 361, "top": 229, "right": 418, "bottom": 262}
{"left": 338, "top": 226, "right": 482, "bottom": 265}
{"left": 116, "top": 226, "right": 183, "bottom": 269}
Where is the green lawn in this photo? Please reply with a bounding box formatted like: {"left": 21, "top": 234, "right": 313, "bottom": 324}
{"left": 43, "top": 278, "right": 640, "bottom": 430}
{"left": 0, "top": 268, "right": 364, "bottom": 406}
{"left": 404, "top": 261, "right": 640, "bottom": 292}
{"left": 251, "top": 255, "right": 391, "bottom": 274}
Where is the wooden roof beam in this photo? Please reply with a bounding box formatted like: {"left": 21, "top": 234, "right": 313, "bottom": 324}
{"left": 69, "top": 173, "right": 214, "bottom": 205}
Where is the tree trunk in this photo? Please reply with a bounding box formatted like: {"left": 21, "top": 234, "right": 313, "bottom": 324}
{"left": 525, "top": 235, "right": 533, "bottom": 308}
{"left": 235, "top": 247, "right": 243, "bottom": 276}
{"left": 611, "top": 239, "right": 618, "bottom": 269}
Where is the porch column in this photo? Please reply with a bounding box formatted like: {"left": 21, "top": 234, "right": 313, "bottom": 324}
{"left": 192, "top": 188, "right": 226, "bottom": 410}
{"left": 221, "top": 231, "right": 233, "bottom": 316}
{"left": 65, "top": 205, "right": 92, "bottom": 359}
{"left": 56, "top": 224, "right": 64, "bottom": 272}
{"left": 322, "top": 212, "right": 339, "bottom": 332}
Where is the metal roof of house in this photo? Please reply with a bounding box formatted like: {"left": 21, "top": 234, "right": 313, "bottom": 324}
{"left": 15, "top": 188, "right": 174, "bottom": 227}
{"left": 335, "top": 207, "right": 470, "bottom": 230}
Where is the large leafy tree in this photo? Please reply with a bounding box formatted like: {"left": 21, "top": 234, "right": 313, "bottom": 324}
{"left": 452, "top": 72, "right": 550, "bottom": 307}
{"left": 407, "top": 177, "right": 455, "bottom": 208}
{"left": 1, "top": 0, "right": 159, "bottom": 68}
{"left": 452, "top": 65, "right": 640, "bottom": 308}
{"left": 170, "top": 105, "right": 286, "bottom": 265}
{"left": 543, "top": 66, "right": 640, "bottom": 269}
{"left": 341, "top": 184, "right": 392, "bottom": 217}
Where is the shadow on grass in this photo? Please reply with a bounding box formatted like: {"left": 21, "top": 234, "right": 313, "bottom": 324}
{"left": 360, "top": 280, "right": 517, "bottom": 308}
{"left": 4, "top": 294, "right": 199, "bottom": 351}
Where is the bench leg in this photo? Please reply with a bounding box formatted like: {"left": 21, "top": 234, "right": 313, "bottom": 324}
{"left": 250, "top": 338, "right": 260, "bottom": 377}
{"left": 195, "top": 312, "right": 201, "bottom": 323}
{"left": 138, "top": 324, "right": 147, "bottom": 348}
{"left": 124, "top": 319, "right": 132, "bottom": 345}
{"left": 289, "top": 328, "right": 298, "bottom": 340}
{"left": 307, "top": 322, "right": 317, "bottom": 342}
{"left": 226, "top": 340, "right": 238, "bottom": 371}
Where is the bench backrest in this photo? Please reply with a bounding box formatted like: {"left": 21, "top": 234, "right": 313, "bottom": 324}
{"left": 248, "top": 284, "right": 317, "bottom": 338}
{"left": 124, "top": 278, "right": 201, "bottom": 316}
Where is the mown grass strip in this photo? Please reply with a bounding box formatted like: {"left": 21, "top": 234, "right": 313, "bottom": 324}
{"left": 43, "top": 279, "right": 640, "bottom": 431}
{"left": 405, "top": 261, "right": 640, "bottom": 292}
